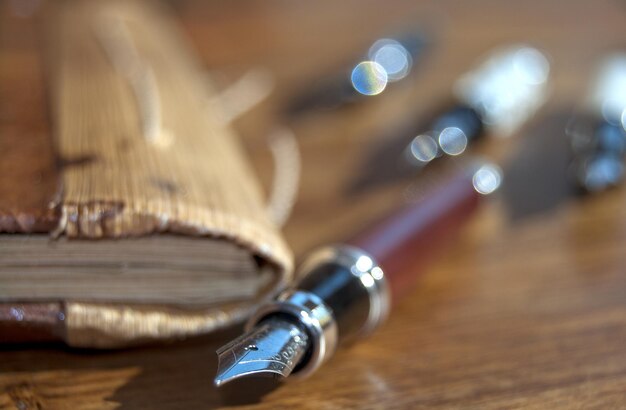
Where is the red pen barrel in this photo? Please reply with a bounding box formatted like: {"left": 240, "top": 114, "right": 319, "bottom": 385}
{"left": 348, "top": 167, "right": 482, "bottom": 301}
{"left": 214, "top": 165, "right": 494, "bottom": 385}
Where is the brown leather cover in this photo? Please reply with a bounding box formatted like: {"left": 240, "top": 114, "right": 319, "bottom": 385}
{"left": 0, "top": 1, "right": 65, "bottom": 344}
{"left": 0, "top": 4, "right": 60, "bottom": 233}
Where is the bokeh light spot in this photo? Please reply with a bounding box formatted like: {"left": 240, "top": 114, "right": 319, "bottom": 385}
{"left": 438, "top": 127, "right": 468, "bottom": 156}
{"left": 408, "top": 134, "right": 438, "bottom": 163}
{"left": 369, "top": 39, "right": 412, "bottom": 82}
{"left": 472, "top": 164, "right": 503, "bottom": 195}
{"left": 351, "top": 61, "right": 388, "bottom": 96}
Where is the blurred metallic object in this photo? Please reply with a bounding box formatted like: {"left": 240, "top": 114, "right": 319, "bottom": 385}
{"left": 590, "top": 54, "right": 626, "bottom": 129}
{"left": 472, "top": 163, "right": 503, "bottom": 195}
{"left": 573, "top": 154, "right": 624, "bottom": 193}
{"left": 349, "top": 45, "right": 549, "bottom": 195}
{"left": 455, "top": 45, "right": 551, "bottom": 137}
{"left": 350, "top": 37, "right": 417, "bottom": 95}
{"left": 351, "top": 61, "right": 389, "bottom": 96}
{"left": 438, "top": 126, "right": 469, "bottom": 156}
{"left": 215, "top": 245, "right": 384, "bottom": 386}
{"left": 407, "top": 134, "right": 438, "bottom": 164}
{"left": 214, "top": 315, "right": 310, "bottom": 386}
{"left": 568, "top": 53, "right": 626, "bottom": 193}
{"left": 287, "top": 31, "right": 429, "bottom": 116}
{"left": 368, "top": 39, "right": 414, "bottom": 82}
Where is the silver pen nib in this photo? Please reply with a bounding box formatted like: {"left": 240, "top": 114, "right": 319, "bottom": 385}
{"left": 214, "top": 317, "right": 310, "bottom": 387}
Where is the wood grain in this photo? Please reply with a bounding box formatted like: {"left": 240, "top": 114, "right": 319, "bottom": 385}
{"left": 1, "top": 0, "right": 626, "bottom": 409}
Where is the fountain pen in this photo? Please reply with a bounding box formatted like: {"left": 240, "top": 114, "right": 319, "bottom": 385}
{"left": 214, "top": 162, "right": 502, "bottom": 386}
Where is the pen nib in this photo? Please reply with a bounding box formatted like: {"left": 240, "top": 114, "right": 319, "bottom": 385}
{"left": 214, "top": 316, "right": 310, "bottom": 387}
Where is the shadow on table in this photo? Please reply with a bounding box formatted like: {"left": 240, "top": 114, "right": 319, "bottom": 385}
{"left": 501, "top": 108, "right": 580, "bottom": 222}
{"left": 0, "top": 324, "right": 282, "bottom": 409}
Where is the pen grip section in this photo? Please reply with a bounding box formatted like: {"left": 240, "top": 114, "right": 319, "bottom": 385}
{"left": 297, "top": 259, "right": 371, "bottom": 344}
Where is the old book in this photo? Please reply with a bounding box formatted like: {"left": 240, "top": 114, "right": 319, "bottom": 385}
{"left": 0, "top": 0, "right": 292, "bottom": 347}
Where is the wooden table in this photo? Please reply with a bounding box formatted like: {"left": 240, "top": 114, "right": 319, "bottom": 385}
{"left": 1, "top": 0, "right": 625, "bottom": 408}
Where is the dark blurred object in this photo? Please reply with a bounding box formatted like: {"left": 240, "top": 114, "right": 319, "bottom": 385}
{"left": 501, "top": 110, "right": 577, "bottom": 221}
{"left": 348, "top": 45, "right": 550, "bottom": 195}
{"left": 0, "top": 303, "right": 65, "bottom": 344}
{"left": 285, "top": 31, "right": 429, "bottom": 117}
{"left": 568, "top": 54, "right": 626, "bottom": 194}
{"left": 569, "top": 116, "right": 626, "bottom": 193}
{"left": 346, "top": 102, "right": 483, "bottom": 195}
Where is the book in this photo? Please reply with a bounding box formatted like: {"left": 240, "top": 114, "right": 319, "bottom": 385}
{"left": 0, "top": 0, "right": 292, "bottom": 348}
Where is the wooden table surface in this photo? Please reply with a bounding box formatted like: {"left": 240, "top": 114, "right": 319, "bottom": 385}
{"left": 2, "top": 0, "right": 626, "bottom": 409}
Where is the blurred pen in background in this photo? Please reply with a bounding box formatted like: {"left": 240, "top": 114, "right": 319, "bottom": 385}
{"left": 286, "top": 31, "right": 430, "bottom": 117}
{"left": 348, "top": 44, "right": 550, "bottom": 195}
{"left": 568, "top": 53, "right": 626, "bottom": 194}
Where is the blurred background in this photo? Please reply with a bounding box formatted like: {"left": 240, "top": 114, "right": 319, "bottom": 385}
{"left": 171, "top": 0, "right": 625, "bottom": 253}
{"left": 1, "top": 0, "right": 626, "bottom": 408}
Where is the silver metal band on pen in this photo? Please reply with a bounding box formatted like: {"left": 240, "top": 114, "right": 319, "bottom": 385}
{"left": 244, "top": 245, "right": 390, "bottom": 379}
